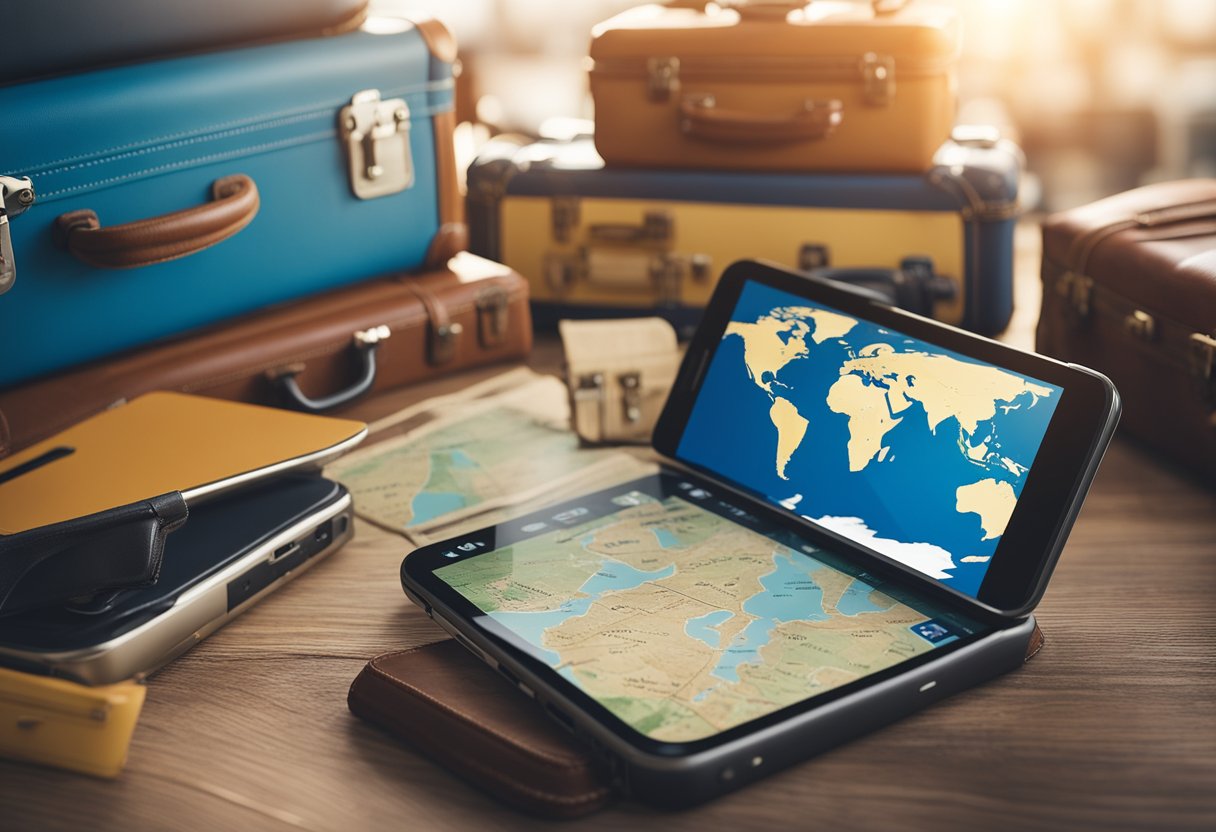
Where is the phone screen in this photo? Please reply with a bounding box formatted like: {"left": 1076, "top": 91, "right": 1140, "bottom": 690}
{"left": 432, "top": 475, "right": 986, "bottom": 744}
{"left": 673, "top": 279, "right": 1064, "bottom": 598}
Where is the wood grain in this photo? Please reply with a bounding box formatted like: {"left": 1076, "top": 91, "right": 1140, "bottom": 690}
{"left": 3, "top": 228, "right": 1214, "bottom": 831}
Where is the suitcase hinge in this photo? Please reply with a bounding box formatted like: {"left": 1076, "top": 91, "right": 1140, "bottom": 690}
{"left": 1189, "top": 332, "right": 1216, "bottom": 400}
{"left": 339, "top": 90, "right": 414, "bottom": 200}
{"left": 476, "top": 286, "right": 510, "bottom": 348}
{"left": 551, "top": 197, "right": 580, "bottom": 243}
{"left": 860, "top": 53, "right": 895, "bottom": 106}
{"left": 0, "top": 175, "right": 35, "bottom": 296}
{"left": 647, "top": 57, "right": 681, "bottom": 102}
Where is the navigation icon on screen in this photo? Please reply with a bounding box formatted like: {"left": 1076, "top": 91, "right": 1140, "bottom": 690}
{"left": 688, "top": 488, "right": 711, "bottom": 499}
{"left": 553, "top": 507, "right": 589, "bottom": 524}
{"left": 441, "top": 551, "right": 459, "bottom": 559}
{"left": 911, "top": 620, "right": 954, "bottom": 643}
{"left": 611, "top": 492, "right": 646, "bottom": 507}
{"left": 521, "top": 521, "right": 547, "bottom": 533}
{"left": 457, "top": 541, "right": 485, "bottom": 552}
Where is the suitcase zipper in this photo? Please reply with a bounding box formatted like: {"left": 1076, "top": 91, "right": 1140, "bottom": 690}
{"left": 0, "top": 175, "right": 35, "bottom": 295}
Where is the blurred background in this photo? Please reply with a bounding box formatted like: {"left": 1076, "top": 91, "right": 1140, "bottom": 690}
{"left": 390, "top": 0, "right": 1216, "bottom": 212}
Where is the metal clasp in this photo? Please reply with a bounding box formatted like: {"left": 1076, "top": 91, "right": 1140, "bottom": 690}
{"left": 0, "top": 175, "right": 35, "bottom": 296}
{"left": 860, "top": 52, "right": 895, "bottom": 106}
{"left": 647, "top": 57, "right": 680, "bottom": 102}
{"left": 1123, "top": 310, "right": 1156, "bottom": 341}
{"left": 353, "top": 324, "right": 392, "bottom": 347}
{"left": 476, "top": 286, "right": 510, "bottom": 348}
{"left": 1189, "top": 332, "right": 1216, "bottom": 400}
{"left": 339, "top": 90, "right": 414, "bottom": 200}
{"left": 429, "top": 320, "right": 464, "bottom": 366}
{"left": 551, "top": 196, "right": 580, "bottom": 244}
{"left": 619, "top": 371, "right": 643, "bottom": 424}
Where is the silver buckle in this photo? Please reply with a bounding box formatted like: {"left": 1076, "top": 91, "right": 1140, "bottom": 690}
{"left": 339, "top": 90, "right": 414, "bottom": 200}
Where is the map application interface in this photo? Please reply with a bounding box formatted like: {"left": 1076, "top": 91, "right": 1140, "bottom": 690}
{"left": 434, "top": 477, "right": 983, "bottom": 743}
{"left": 676, "top": 280, "right": 1064, "bottom": 597}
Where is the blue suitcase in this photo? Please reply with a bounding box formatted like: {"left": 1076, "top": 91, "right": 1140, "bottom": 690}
{"left": 0, "top": 10, "right": 459, "bottom": 388}
{"left": 467, "top": 130, "right": 1021, "bottom": 336}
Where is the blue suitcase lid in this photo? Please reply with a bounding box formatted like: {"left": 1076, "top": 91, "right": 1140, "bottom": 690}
{"left": 473, "top": 133, "right": 1020, "bottom": 219}
{"left": 0, "top": 16, "right": 454, "bottom": 206}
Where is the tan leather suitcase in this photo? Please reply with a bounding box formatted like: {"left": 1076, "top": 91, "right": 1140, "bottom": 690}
{"left": 589, "top": 0, "right": 960, "bottom": 173}
{"left": 0, "top": 253, "right": 531, "bottom": 455}
{"left": 1036, "top": 179, "right": 1216, "bottom": 481}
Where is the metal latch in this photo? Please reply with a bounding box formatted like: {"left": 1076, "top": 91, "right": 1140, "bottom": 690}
{"left": 0, "top": 175, "right": 35, "bottom": 295}
{"left": 860, "top": 52, "right": 895, "bottom": 106}
{"left": 429, "top": 320, "right": 464, "bottom": 366}
{"left": 1189, "top": 332, "right": 1216, "bottom": 399}
{"left": 1123, "top": 310, "right": 1156, "bottom": 341}
{"left": 339, "top": 90, "right": 414, "bottom": 200}
{"left": 647, "top": 57, "right": 680, "bottom": 102}
{"left": 619, "top": 372, "right": 643, "bottom": 424}
{"left": 551, "top": 197, "right": 580, "bottom": 243}
{"left": 476, "top": 286, "right": 510, "bottom": 348}
{"left": 1057, "top": 271, "right": 1094, "bottom": 320}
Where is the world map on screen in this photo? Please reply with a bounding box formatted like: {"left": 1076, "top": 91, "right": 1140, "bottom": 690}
{"left": 676, "top": 281, "right": 1063, "bottom": 597}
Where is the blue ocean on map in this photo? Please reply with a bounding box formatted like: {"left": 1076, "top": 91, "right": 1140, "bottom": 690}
{"left": 835, "top": 578, "right": 889, "bottom": 616}
{"left": 406, "top": 449, "right": 481, "bottom": 527}
{"left": 489, "top": 559, "right": 675, "bottom": 665}
{"left": 676, "top": 281, "right": 1063, "bottom": 597}
{"left": 682, "top": 551, "right": 830, "bottom": 683}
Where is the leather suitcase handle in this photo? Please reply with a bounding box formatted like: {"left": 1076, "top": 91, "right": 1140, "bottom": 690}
{"left": 679, "top": 95, "right": 843, "bottom": 145}
{"left": 53, "top": 174, "right": 259, "bottom": 269}
{"left": 271, "top": 327, "right": 389, "bottom": 413}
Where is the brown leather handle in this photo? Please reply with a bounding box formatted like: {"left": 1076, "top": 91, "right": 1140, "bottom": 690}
{"left": 53, "top": 174, "right": 259, "bottom": 269}
{"left": 679, "top": 95, "right": 843, "bottom": 145}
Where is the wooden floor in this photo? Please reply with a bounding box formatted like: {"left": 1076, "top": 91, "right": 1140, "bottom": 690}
{"left": 3, "top": 228, "right": 1215, "bottom": 831}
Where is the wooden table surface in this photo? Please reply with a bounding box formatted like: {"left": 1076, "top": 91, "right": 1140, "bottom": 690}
{"left": 3, "top": 227, "right": 1214, "bottom": 831}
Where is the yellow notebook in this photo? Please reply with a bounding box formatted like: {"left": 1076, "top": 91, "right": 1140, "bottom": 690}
{"left": 0, "top": 392, "right": 366, "bottom": 535}
{"left": 0, "top": 666, "right": 146, "bottom": 778}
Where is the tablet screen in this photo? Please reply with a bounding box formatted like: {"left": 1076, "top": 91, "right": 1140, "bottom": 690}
{"left": 433, "top": 477, "right": 984, "bottom": 743}
{"left": 675, "top": 280, "right": 1063, "bottom": 598}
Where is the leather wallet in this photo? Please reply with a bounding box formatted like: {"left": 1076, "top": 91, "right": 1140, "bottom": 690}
{"left": 350, "top": 626, "right": 1046, "bottom": 818}
{"left": 348, "top": 639, "right": 614, "bottom": 819}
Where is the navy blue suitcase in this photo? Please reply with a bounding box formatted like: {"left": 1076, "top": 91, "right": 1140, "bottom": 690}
{"left": 467, "top": 131, "right": 1021, "bottom": 336}
{"left": 0, "top": 10, "right": 461, "bottom": 388}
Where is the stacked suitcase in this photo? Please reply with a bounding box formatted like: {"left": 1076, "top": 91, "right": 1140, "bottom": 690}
{"left": 468, "top": 0, "right": 1022, "bottom": 338}
{"left": 0, "top": 4, "right": 532, "bottom": 455}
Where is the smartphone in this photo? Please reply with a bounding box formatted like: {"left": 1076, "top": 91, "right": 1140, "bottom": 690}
{"left": 399, "top": 260, "right": 1119, "bottom": 806}
{"left": 0, "top": 474, "right": 352, "bottom": 685}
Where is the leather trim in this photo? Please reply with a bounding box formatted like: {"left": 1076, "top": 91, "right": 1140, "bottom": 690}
{"left": 432, "top": 109, "right": 464, "bottom": 227}
{"left": 53, "top": 174, "right": 259, "bottom": 269}
{"left": 412, "top": 14, "right": 458, "bottom": 65}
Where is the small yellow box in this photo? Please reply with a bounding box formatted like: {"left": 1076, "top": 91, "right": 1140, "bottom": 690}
{"left": 0, "top": 665, "right": 145, "bottom": 778}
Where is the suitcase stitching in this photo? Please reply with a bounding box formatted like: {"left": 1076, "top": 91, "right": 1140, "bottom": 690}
{"left": 14, "top": 82, "right": 454, "bottom": 176}
{"left": 36, "top": 132, "right": 335, "bottom": 200}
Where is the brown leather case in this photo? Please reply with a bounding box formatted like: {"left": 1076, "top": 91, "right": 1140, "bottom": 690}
{"left": 348, "top": 639, "right": 614, "bottom": 819}
{"left": 1036, "top": 179, "right": 1216, "bottom": 480}
{"left": 0, "top": 253, "right": 531, "bottom": 455}
{"left": 349, "top": 627, "right": 1046, "bottom": 819}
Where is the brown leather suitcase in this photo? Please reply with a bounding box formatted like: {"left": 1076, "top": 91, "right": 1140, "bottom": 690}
{"left": 589, "top": 0, "right": 960, "bottom": 174}
{"left": 1036, "top": 179, "right": 1216, "bottom": 481}
{"left": 0, "top": 253, "right": 531, "bottom": 455}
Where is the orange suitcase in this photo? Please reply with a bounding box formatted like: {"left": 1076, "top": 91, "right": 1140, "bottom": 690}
{"left": 589, "top": 0, "right": 960, "bottom": 174}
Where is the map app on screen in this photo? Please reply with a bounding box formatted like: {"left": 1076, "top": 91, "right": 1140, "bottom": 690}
{"left": 436, "top": 488, "right": 979, "bottom": 743}
{"left": 676, "top": 280, "right": 1063, "bottom": 597}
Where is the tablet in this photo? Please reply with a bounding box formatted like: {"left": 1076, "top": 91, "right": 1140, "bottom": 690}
{"left": 653, "top": 260, "right": 1120, "bottom": 617}
{"left": 401, "top": 471, "right": 1038, "bottom": 807}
